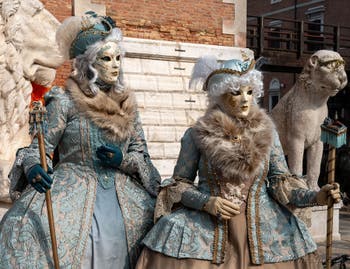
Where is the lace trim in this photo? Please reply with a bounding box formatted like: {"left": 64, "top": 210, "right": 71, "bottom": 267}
{"left": 269, "top": 174, "right": 314, "bottom": 227}
{"left": 153, "top": 177, "right": 193, "bottom": 222}
{"left": 270, "top": 174, "right": 308, "bottom": 205}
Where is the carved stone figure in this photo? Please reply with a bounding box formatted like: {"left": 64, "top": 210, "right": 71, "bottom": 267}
{"left": 271, "top": 50, "right": 348, "bottom": 190}
{"left": 0, "top": 0, "right": 64, "bottom": 202}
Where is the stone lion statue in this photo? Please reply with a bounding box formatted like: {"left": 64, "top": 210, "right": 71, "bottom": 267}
{"left": 0, "top": 0, "right": 64, "bottom": 202}
{"left": 271, "top": 50, "right": 348, "bottom": 191}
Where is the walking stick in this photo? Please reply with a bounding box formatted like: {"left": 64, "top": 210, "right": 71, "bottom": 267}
{"left": 29, "top": 101, "right": 60, "bottom": 269}
{"left": 320, "top": 116, "right": 347, "bottom": 269}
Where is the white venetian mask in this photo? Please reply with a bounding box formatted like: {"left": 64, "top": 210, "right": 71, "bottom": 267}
{"left": 93, "top": 41, "right": 121, "bottom": 85}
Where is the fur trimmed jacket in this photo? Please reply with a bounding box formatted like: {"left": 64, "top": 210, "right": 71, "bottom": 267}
{"left": 142, "top": 104, "right": 318, "bottom": 265}
{"left": 1, "top": 79, "right": 160, "bottom": 268}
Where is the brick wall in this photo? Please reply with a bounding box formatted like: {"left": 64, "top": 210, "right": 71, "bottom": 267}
{"left": 103, "top": 0, "right": 234, "bottom": 46}
{"left": 42, "top": 0, "right": 235, "bottom": 46}
{"left": 324, "top": 0, "right": 349, "bottom": 26}
{"left": 41, "top": 0, "right": 237, "bottom": 87}
{"left": 41, "top": 0, "right": 72, "bottom": 22}
{"left": 40, "top": 0, "right": 73, "bottom": 86}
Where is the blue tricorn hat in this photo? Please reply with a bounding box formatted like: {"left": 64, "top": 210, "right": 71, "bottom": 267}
{"left": 69, "top": 11, "right": 117, "bottom": 59}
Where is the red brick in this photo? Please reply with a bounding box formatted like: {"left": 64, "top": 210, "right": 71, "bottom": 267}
{"left": 41, "top": 0, "right": 236, "bottom": 86}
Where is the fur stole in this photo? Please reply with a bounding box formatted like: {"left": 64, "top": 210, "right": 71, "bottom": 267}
{"left": 66, "top": 77, "right": 137, "bottom": 142}
{"left": 193, "top": 105, "right": 274, "bottom": 183}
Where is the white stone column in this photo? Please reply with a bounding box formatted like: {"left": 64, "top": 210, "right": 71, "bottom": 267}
{"left": 222, "top": 0, "right": 247, "bottom": 47}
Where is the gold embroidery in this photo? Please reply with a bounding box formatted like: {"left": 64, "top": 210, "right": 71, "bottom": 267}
{"left": 255, "top": 161, "right": 269, "bottom": 263}
{"left": 207, "top": 160, "right": 229, "bottom": 264}
{"left": 247, "top": 161, "right": 269, "bottom": 264}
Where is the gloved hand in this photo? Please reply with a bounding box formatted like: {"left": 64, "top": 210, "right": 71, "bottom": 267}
{"left": 202, "top": 196, "right": 240, "bottom": 220}
{"left": 96, "top": 145, "right": 123, "bottom": 168}
{"left": 26, "top": 164, "right": 53, "bottom": 193}
{"left": 316, "top": 183, "right": 341, "bottom": 206}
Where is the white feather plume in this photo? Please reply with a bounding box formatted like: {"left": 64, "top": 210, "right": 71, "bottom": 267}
{"left": 189, "top": 55, "right": 220, "bottom": 91}
{"left": 56, "top": 16, "right": 83, "bottom": 60}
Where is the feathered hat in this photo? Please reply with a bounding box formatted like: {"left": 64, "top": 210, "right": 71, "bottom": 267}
{"left": 56, "top": 11, "right": 121, "bottom": 60}
{"left": 189, "top": 50, "right": 263, "bottom": 98}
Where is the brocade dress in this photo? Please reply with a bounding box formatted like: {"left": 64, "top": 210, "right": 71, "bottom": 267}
{"left": 136, "top": 105, "right": 323, "bottom": 269}
{"left": 0, "top": 78, "right": 160, "bottom": 269}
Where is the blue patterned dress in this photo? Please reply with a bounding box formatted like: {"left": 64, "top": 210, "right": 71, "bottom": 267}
{"left": 0, "top": 82, "right": 160, "bottom": 269}
{"left": 137, "top": 105, "right": 322, "bottom": 269}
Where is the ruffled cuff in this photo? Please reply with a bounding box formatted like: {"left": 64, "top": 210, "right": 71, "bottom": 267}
{"left": 154, "top": 177, "right": 209, "bottom": 222}
{"left": 268, "top": 174, "right": 318, "bottom": 207}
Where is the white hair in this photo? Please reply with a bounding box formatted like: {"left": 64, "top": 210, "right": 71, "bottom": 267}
{"left": 208, "top": 69, "right": 264, "bottom": 100}
{"left": 189, "top": 55, "right": 264, "bottom": 103}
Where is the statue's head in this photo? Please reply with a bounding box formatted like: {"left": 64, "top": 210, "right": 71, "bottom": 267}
{"left": 4, "top": 0, "right": 64, "bottom": 87}
{"left": 300, "top": 50, "right": 348, "bottom": 97}
{"left": 0, "top": 0, "right": 64, "bottom": 157}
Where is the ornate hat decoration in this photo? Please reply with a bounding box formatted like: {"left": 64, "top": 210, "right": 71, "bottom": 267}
{"left": 204, "top": 57, "right": 255, "bottom": 91}
{"left": 69, "top": 11, "right": 117, "bottom": 59}
{"left": 189, "top": 50, "right": 263, "bottom": 98}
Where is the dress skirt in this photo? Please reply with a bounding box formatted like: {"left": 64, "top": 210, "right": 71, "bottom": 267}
{"left": 82, "top": 183, "right": 130, "bottom": 269}
{"left": 136, "top": 213, "right": 322, "bottom": 269}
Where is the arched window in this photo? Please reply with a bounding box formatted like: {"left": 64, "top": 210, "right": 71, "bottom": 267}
{"left": 269, "top": 78, "right": 281, "bottom": 111}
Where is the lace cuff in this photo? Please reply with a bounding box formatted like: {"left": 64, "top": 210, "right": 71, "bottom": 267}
{"left": 154, "top": 177, "right": 202, "bottom": 222}
{"left": 268, "top": 174, "right": 318, "bottom": 227}
{"left": 268, "top": 174, "right": 316, "bottom": 206}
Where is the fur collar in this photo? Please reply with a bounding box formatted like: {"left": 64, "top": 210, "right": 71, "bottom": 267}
{"left": 193, "top": 105, "right": 274, "bottom": 183}
{"left": 66, "top": 77, "right": 137, "bottom": 142}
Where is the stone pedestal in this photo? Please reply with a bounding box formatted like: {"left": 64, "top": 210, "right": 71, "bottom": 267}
{"left": 309, "top": 204, "right": 341, "bottom": 242}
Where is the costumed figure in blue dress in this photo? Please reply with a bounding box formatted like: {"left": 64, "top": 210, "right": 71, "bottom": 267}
{"left": 136, "top": 54, "right": 341, "bottom": 269}
{"left": 0, "top": 11, "right": 160, "bottom": 269}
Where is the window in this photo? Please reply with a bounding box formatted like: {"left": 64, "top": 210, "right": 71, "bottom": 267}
{"left": 269, "top": 78, "right": 281, "bottom": 112}
{"left": 305, "top": 6, "right": 325, "bottom": 52}
{"left": 268, "top": 20, "right": 282, "bottom": 49}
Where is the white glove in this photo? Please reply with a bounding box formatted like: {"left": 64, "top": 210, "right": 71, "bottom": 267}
{"left": 202, "top": 196, "right": 240, "bottom": 220}
{"left": 316, "top": 183, "right": 341, "bottom": 206}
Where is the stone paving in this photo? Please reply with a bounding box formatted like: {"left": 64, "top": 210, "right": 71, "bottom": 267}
{"left": 317, "top": 206, "right": 350, "bottom": 268}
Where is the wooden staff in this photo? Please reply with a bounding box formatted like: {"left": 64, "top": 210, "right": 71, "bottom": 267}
{"left": 320, "top": 116, "right": 347, "bottom": 269}
{"left": 326, "top": 145, "right": 335, "bottom": 269}
{"left": 29, "top": 101, "right": 60, "bottom": 269}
